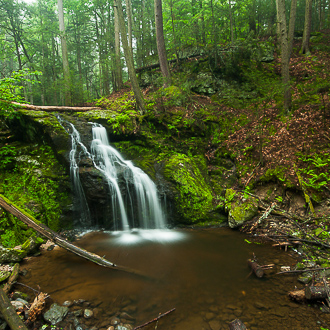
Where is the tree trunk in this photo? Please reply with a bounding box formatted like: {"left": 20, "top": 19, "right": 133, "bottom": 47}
{"left": 288, "top": 0, "right": 298, "bottom": 57}
{"left": 301, "top": 0, "right": 313, "bottom": 55}
{"left": 277, "top": 0, "right": 293, "bottom": 110}
{"left": 247, "top": 259, "right": 264, "bottom": 278}
{"left": 0, "top": 288, "right": 29, "bottom": 330}
{"left": 305, "top": 286, "right": 329, "bottom": 300}
{"left": 125, "top": 0, "right": 133, "bottom": 50}
{"left": 114, "top": 0, "right": 145, "bottom": 113}
{"left": 114, "top": 5, "right": 123, "bottom": 91}
{"left": 57, "top": 0, "right": 71, "bottom": 105}
{"left": 154, "top": 0, "right": 171, "bottom": 86}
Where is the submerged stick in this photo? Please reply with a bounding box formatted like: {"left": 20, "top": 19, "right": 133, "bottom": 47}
{"left": 133, "top": 308, "right": 176, "bottom": 330}
{"left": 0, "top": 195, "right": 147, "bottom": 277}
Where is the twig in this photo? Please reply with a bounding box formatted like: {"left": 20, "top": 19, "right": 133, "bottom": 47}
{"left": 276, "top": 267, "right": 330, "bottom": 275}
{"left": 133, "top": 308, "right": 176, "bottom": 330}
{"left": 15, "top": 282, "right": 41, "bottom": 294}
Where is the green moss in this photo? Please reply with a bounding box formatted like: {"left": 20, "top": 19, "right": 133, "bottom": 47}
{"left": 163, "top": 153, "right": 215, "bottom": 223}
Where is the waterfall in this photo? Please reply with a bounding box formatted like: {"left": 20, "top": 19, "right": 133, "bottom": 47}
{"left": 59, "top": 116, "right": 167, "bottom": 231}
{"left": 91, "top": 124, "right": 167, "bottom": 230}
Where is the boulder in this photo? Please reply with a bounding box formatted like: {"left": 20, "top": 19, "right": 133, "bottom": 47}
{"left": 43, "top": 303, "right": 69, "bottom": 325}
{"left": 225, "top": 189, "right": 259, "bottom": 228}
{"left": 0, "top": 246, "right": 26, "bottom": 263}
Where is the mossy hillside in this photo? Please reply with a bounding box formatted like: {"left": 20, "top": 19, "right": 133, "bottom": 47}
{"left": 163, "top": 153, "right": 217, "bottom": 224}
{"left": 0, "top": 142, "right": 71, "bottom": 242}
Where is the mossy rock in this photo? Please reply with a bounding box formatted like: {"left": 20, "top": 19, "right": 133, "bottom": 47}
{"left": 225, "top": 188, "right": 259, "bottom": 228}
{"left": 0, "top": 246, "right": 27, "bottom": 263}
{"left": 0, "top": 270, "right": 10, "bottom": 282}
{"left": 163, "top": 153, "right": 219, "bottom": 224}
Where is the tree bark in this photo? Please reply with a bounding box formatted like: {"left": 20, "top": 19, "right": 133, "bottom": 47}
{"left": 114, "top": 5, "right": 123, "bottom": 91}
{"left": 57, "top": 0, "right": 71, "bottom": 105}
{"left": 247, "top": 259, "right": 264, "bottom": 278}
{"left": 305, "top": 286, "right": 329, "bottom": 300}
{"left": 114, "top": 0, "right": 145, "bottom": 113}
{"left": 7, "top": 101, "right": 101, "bottom": 112}
{"left": 3, "top": 263, "right": 20, "bottom": 294}
{"left": 154, "top": 0, "right": 171, "bottom": 86}
{"left": 0, "top": 195, "right": 146, "bottom": 277}
{"left": 301, "top": 0, "right": 313, "bottom": 55}
{"left": 0, "top": 288, "right": 29, "bottom": 330}
{"left": 288, "top": 0, "right": 298, "bottom": 57}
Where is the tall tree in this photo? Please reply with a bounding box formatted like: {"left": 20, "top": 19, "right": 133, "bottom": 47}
{"left": 277, "top": 0, "right": 297, "bottom": 110}
{"left": 57, "top": 0, "right": 71, "bottom": 105}
{"left": 114, "top": 0, "right": 145, "bottom": 112}
{"left": 114, "top": 4, "right": 123, "bottom": 91}
{"left": 301, "top": 0, "right": 313, "bottom": 54}
{"left": 154, "top": 0, "right": 171, "bottom": 86}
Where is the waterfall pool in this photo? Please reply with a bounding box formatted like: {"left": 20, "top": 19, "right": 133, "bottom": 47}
{"left": 20, "top": 228, "right": 326, "bottom": 329}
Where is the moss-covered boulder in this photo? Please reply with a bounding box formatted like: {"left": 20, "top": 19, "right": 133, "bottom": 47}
{"left": 225, "top": 188, "right": 259, "bottom": 228}
{"left": 163, "top": 153, "right": 218, "bottom": 224}
{"left": 0, "top": 246, "right": 26, "bottom": 263}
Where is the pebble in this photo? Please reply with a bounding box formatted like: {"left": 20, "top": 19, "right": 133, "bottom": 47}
{"left": 63, "top": 301, "right": 73, "bottom": 307}
{"left": 84, "top": 309, "right": 93, "bottom": 319}
{"left": 110, "top": 317, "right": 120, "bottom": 326}
{"left": 11, "top": 301, "right": 24, "bottom": 310}
{"left": 208, "top": 320, "right": 221, "bottom": 330}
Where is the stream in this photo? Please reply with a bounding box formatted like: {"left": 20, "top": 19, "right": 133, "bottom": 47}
{"left": 20, "top": 228, "right": 327, "bottom": 330}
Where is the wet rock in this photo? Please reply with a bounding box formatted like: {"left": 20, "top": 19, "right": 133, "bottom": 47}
{"left": 208, "top": 320, "right": 221, "bottom": 330}
{"left": 43, "top": 303, "right": 69, "bottom": 325}
{"left": 205, "top": 312, "right": 215, "bottom": 320}
{"left": 298, "top": 273, "right": 312, "bottom": 284}
{"left": 254, "top": 302, "right": 269, "bottom": 311}
{"left": 119, "top": 312, "right": 134, "bottom": 320}
{"left": 110, "top": 317, "right": 120, "bottom": 326}
{"left": 0, "top": 246, "right": 26, "bottom": 263}
{"left": 209, "top": 305, "right": 218, "bottom": 313}
{"left": 225, "top": 189, "right": 259, "bottom": 228}
{"left": 107, "top": 327, "right": 115, "bottom": 330}
{"left": 16, "top": 298, "right": 29, "bottom": 306}
{"left": 84, "top": 309, "right": 93, "bottom": 319}
{"left": 75, "top": 324, "right": 88, "bottom": 330}
{"left": 72, "top": 309, "right": 83, "bottom": 317}
{"left": 63, "top": 301, "right": 73, "bottom": 307}
{"left": 11, "top": 301, "right": 24, "bottom": 310}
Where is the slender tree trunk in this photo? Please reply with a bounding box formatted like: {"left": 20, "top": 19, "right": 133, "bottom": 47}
{"left": 301, "top": 0, "right": 313, "bottom": 55}
{"left": 57, "top": 0, "right": 71, "bottom": 105}
{"left": 125, "top": 0, "right": 133, "bottom": 50}
{"left": 229, "top": 0, "right": 234, "bottom": 44}
{"left": 170, "top": 0, "right": 180, "bottom": 64}
{"left": 154, "top": 0, "right": 171, "bottom": 86}
{"left": 277, "top": 0, "right": 291, "bottom": 110}
{"left": 288, "top": 0, "right": 298, "bottom": 57}
{"left": 114, "top": 0, "right": 145, "bottom": 113}
{"left": 114, "top": 5, "right": 123, "bottom": 91}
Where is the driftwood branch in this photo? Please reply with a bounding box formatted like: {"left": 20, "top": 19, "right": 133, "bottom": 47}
{"left": 3, "top": 263, "right": 20, "bottom": 294}
{"left": 8, "top": 101, "right": 101, "bottom": 112}
{"left": 133, "top": 308, "right": 176, "bottom": 330}
{"left": 0, "top": 194, "right": 147, "bottom": 277}
{"left": 0, "top": 288, "right": 29, "bottom": 330}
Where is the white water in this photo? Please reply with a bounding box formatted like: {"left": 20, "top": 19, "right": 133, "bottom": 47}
{"left": 91, "top": 124, "right": 167, "bottom": 230}
{"left": 59, "top": 116, "right": 167, "bottom": 231}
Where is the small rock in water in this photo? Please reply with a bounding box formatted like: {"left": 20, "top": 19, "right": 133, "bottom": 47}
{"left": 120, "top": 312, "right": 134, "bottom": 320}
{"left": 11, "top": 301, "right": 24, "bottom": 310}
{"left": 107, "top": 327, "right": 115, "bottom": 330}
{"left": 43, "top": 303, "right": 69, "bottom": 325}
{"left": 16, "top": 298, "right": 29, "bottom": 306}
{"left": 280, "top": 266, "right": 290, "bottom": 272}
{"left": 73, "top": 309, "right": 83, "bottom": 317}
{"left": 75, "top": 324, "right": 88, "bottom": 330}
{"left": 110, "top": 317, "right": 120, "bottom": 326}
{"left": 84, "top": 309, "right": 93, "bottom": 319}
{"left": 208, "top": 320, "right": 221, "bottom": 330}
{"left": 63, "top": 300, "right": 73, "bottom": 307}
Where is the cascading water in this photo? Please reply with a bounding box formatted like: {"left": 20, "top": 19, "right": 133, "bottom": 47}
{"left": 90, "top": 124, "right": 167, "bottom": 230}
{"left": 59, "top": 116, "right": 167, "bottom": 231}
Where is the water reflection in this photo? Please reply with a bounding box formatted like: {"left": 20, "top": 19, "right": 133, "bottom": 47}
{"left": 20, "top": 228, "right": 326, "bottom": 330}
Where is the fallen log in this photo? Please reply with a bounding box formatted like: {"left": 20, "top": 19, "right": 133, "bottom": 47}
{"left": 229, "top": 318, "right": 247, "bottom": 330}
{"left": 247, "top": 259, "right": 264, "bottom": 278}
{"left": 8, "top": 101, "right": 101, "bottom": 112}
{"left": 3, "top": 263, "right": 20, "bottom": 294}
{"left": 305, "top": 286, "right": 329, "bottom": 300}
{"left": 0, "top": 194, "right": 147, "bottom": 277}
{"left": 0, "top": 288, "right": 29, "bottom": 330}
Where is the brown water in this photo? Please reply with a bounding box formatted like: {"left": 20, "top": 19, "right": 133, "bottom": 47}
{"left": 20, "top": 228, "right": 329, "bottom": 330}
